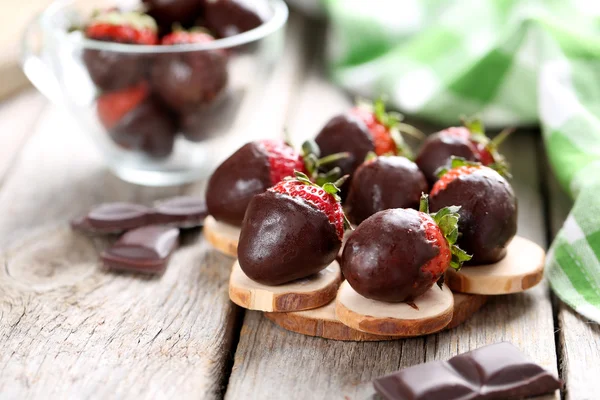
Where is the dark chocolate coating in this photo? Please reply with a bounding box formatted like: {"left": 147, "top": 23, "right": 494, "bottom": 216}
{"left": 238, "top": 191, "right": 341, "bottom": 285}
{"left": 179, "top": 91, "right": 239, "bottom": 142}
{"left": 83, "top": 50, "right": 145, "bottom": 91}
{"left": 150, "top": 49, "right": 228, "bottom": 112}
{"left": 205, "top": 142, "right": 272, "bottom": 226}
{"left": 346, "top": 156, "right": 428, "bottom": 225}
{"left": 429, "top": 167, "right": 517, "bottom": 265}
{"left": 110, "top": 99, "right": 177, "bottom": 158}
{"left": 142, "top": 0, "right": 205, "bottom": 31}
{"left": 373, "top": 342, "right": 561, "bottom": 400}
{"left": 101, "top": 225, "right": 179, "bottom": 274}
{"left": 416, "top": 132, "right": 479, "bottom": 186}
{"left": 204, "top": 0, "right": 267, "bottom": 38}
{"left": 341, "top": 209, "right": 439, "bottom": 302}
{"left": 315, "top": 113, "right": 374, "bottom": 197}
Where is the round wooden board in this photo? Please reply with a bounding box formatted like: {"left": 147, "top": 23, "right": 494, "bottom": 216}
{"left": 266, "top": 292, "right": 487, "bottom": 341}
{"left": 335, "top": 281, "right": 454, "bottom": 337}
{"left": 445, "top": 236, "right": 545, "bottom": 295}
{"left": 203, "top": 215, "right": 240, "bottom": 258}
{"left": 229, "top": 261, "right": 342, "bottom": 312}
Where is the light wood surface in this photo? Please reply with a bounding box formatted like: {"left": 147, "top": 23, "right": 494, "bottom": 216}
{"left": 0, "top": 11, "right": 597, "bottom": 400}
{"left": 335, "top": 281, "right": 454, "bottom": 336}
{"left": 203, "top": 216, "right": 240, "bottom": 258}
{"left": 446, "top": 236, "right": 545, "bottom": 295}
{"left": 229, "top": 261, "right": 341, "bottom": 312}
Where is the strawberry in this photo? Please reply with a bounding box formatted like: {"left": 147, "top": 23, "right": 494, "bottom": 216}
{"left": 206, "top": 139, "right": 347, "bottom": 226}
{"left": 142, "top": 0, "right": 205, "bottom": 32}
{"left": 151, "top": 30, "right": 228, "bottom": 112}
{"left": 204, "top": 0, "right": 267, "bottom": 38}
{"left": 85, "top": 10, "right": 159, "bottom": 44}
{"left": 346, "top": 154, "right": 428, "bottom": 225}
{"left": 83, "top": 11, "right": 158, "bottom": 91}
{"left": 341, "top": 194, "right": 470, "bottom": 302}
{"left": 96, "top": 82, "right": 177, "bottom": 158}
{"left": 97, "top": 82, "right": 149, "bottom": 130}
{"left": 238, "top": 172, "right": 348, "bottom": 285}
{"left": 430, "top": 157, "right": 517, "bottom": 264}
{"left": 416, "top": 117, "right": 512, "bottom": 185}
{"left": 315, "top": 99, "right": 421, "bottom": 197}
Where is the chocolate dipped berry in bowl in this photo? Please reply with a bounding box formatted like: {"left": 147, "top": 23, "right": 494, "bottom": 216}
{"left": 83, "top": 10, "right": 158, "bottom": 91}
{"left": 416, "top": 118, "right": 511, "bottom": 185}
{"left": 346, "top": 154, "right": 428, "bottom": 225}
{"left": 151, "top": 30, "right": 228, "bottom": 113}
{"left": 238, "top": 172, "right": 348, "bottom": 285}
{"left": 205, "top": 139, "right": 346, "bottom": 227}
{"left": 96, "top": 82, "right": 177, "bottom": 158}
{"left": 429, "top": 158, "right": 518, "bottom": 264}
{"left": 342, "top": 195, "right": 471, "bottom": 302}
{"left": 142, "top": 0, "right": 205, "bottom": 32}
{"left": 204, "top": 0, "right": 269, "bottom": 38}
{"left": 315, "top": 99, "right": 420, "bottom": 196}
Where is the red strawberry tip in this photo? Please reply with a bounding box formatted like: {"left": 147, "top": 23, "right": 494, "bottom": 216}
{"left": 419, "top": 193, "right": 472, "bottom": 271}
{"left": 461, "top": 116, "right": 513, "bottom": 178}
{"left": 435, "top": 156, "right": 482, "bottom": 179}
{"left": 292, "top": 170, "right": 352, "bottom": 231}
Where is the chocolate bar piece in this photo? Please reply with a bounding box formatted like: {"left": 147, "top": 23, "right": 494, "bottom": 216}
{"left": 153, "top": 196, "right": 208, "bottom": 228}
{"left": 373, "top": 342, "right": 561, "bottom": 400}
{"left": 72, "top": 196, "right": 207, "bottom": 234}
{"left": 101, "top": 225, "right": 179, "bottom": 274}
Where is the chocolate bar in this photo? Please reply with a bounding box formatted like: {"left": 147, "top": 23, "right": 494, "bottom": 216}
{"left": 153, "top": 196, "right": 208, "bottom": 228}
{"left": 101, "top": 225, "right": 179, "bottom": 274}
{"left": 373, "top": 342, "right": 561, "bottom": 400}
{"left": 72, "top": 196, "right": 207, "bottom": 234}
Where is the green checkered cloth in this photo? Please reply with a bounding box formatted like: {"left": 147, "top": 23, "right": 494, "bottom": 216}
{"left": 323, "top": 0, "right": 600, "bottom": 323}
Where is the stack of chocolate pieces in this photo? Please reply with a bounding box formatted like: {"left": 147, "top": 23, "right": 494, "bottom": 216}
{"left": 71, "top": 196, "right": 207, "bottom": 275}
{"left": 373, "top": 342, "right": 561, "bottom": 400}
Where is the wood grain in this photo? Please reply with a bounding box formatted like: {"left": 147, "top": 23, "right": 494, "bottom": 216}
{"left": 224, "top": 63, "right": 559, "bottom": 398}
{"left": 546, "top": 165, "right": 600, "bottom": 400}
{"left": 0, "top": 12, "right": 312, "bottom": 399}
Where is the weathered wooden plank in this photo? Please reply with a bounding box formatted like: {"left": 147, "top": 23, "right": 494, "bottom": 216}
{"left": 0, "top": 91, "right": 46, "bottom": 183}
{"left": 546, "top": 166, "right": 600, "bottom": 400}
{"left": 225, "top": 63, "right": 559, "bottom": 398}
{"left": 0, "top": 12, "right": 311, "bottom": 399}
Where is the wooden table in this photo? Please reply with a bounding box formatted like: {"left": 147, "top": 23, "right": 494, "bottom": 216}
{"left": 1, "top": 14, "right": 599, "bottom": 400}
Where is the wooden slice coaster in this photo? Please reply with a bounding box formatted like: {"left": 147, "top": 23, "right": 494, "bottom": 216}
{"left": 229, "top": 261, "right": 342, "bottom": 312}
{"left": 266, "top": 291, "right": 486, "bottom": 341}
{"left": 203, "top": 215, "right": 240, "bottom": 257}
{"left": 445, "top": 236, "right": 545, "bottom": 295}
{"left": 335, "top": 281, "right": 454, "bottom": 337}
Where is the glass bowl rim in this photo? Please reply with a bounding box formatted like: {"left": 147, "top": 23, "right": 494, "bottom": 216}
{"left": 40, "top": 0, "right": 289, "bottom": 53}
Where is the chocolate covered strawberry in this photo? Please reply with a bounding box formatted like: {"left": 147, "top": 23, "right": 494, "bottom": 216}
{"left": 416, "top": 118, "right": 512, "bottom": 185}
{"left": 83, "top": 10, "right": 159, "bottom": 91}
{"left": 238, "top": 172, "right": 348, "bottom": 285}
{"left": 206, "top": 139, "right": 346, "bottom": 226}
{"left": 97, "top": 82, "right": 177, "bottom": 157}
{"left": 346, "top": 154, "right": 428, "bottom": 225}
{"left": 142, "top": 0, "right": 205, "bottom": 32}
{"left": 204, "top": 0, "right": 268, "bottom": 38}
{"left": 315, "top": 99, "right": 421, "bottom": 195}
{"left": 430, "top": 158, "right": 517, "bottom": 264}
{"left": 342, "top": 195, "right": 471, "bottom": 302}
{"left": 151, "top": 30, "right": 228, "bottom": 112}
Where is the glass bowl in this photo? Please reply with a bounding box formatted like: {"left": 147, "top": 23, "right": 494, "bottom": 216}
{"left": 22, "top": 0, "right": 288, "bottom": 186}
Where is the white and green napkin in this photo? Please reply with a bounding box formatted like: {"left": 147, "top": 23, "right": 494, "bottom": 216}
{"left": 323, "top": 0, "right": 600, "bottom": 322}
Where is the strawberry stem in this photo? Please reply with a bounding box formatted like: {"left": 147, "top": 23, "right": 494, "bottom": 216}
{"left": 435, "top": 156, "right": 481, "bottom": 178}
{"left": 301, "top": 140, "right": 349, "bottom": 185}
{"left": 491, "top": 127, "right": 515, "bottom": 147}
{"left": 420, "top": 193, "right": 472, "bottom": 270}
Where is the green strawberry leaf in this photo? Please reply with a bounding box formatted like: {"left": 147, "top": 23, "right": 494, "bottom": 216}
{"left": 435, "top": 156, "right": 482, "bottom": 178}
